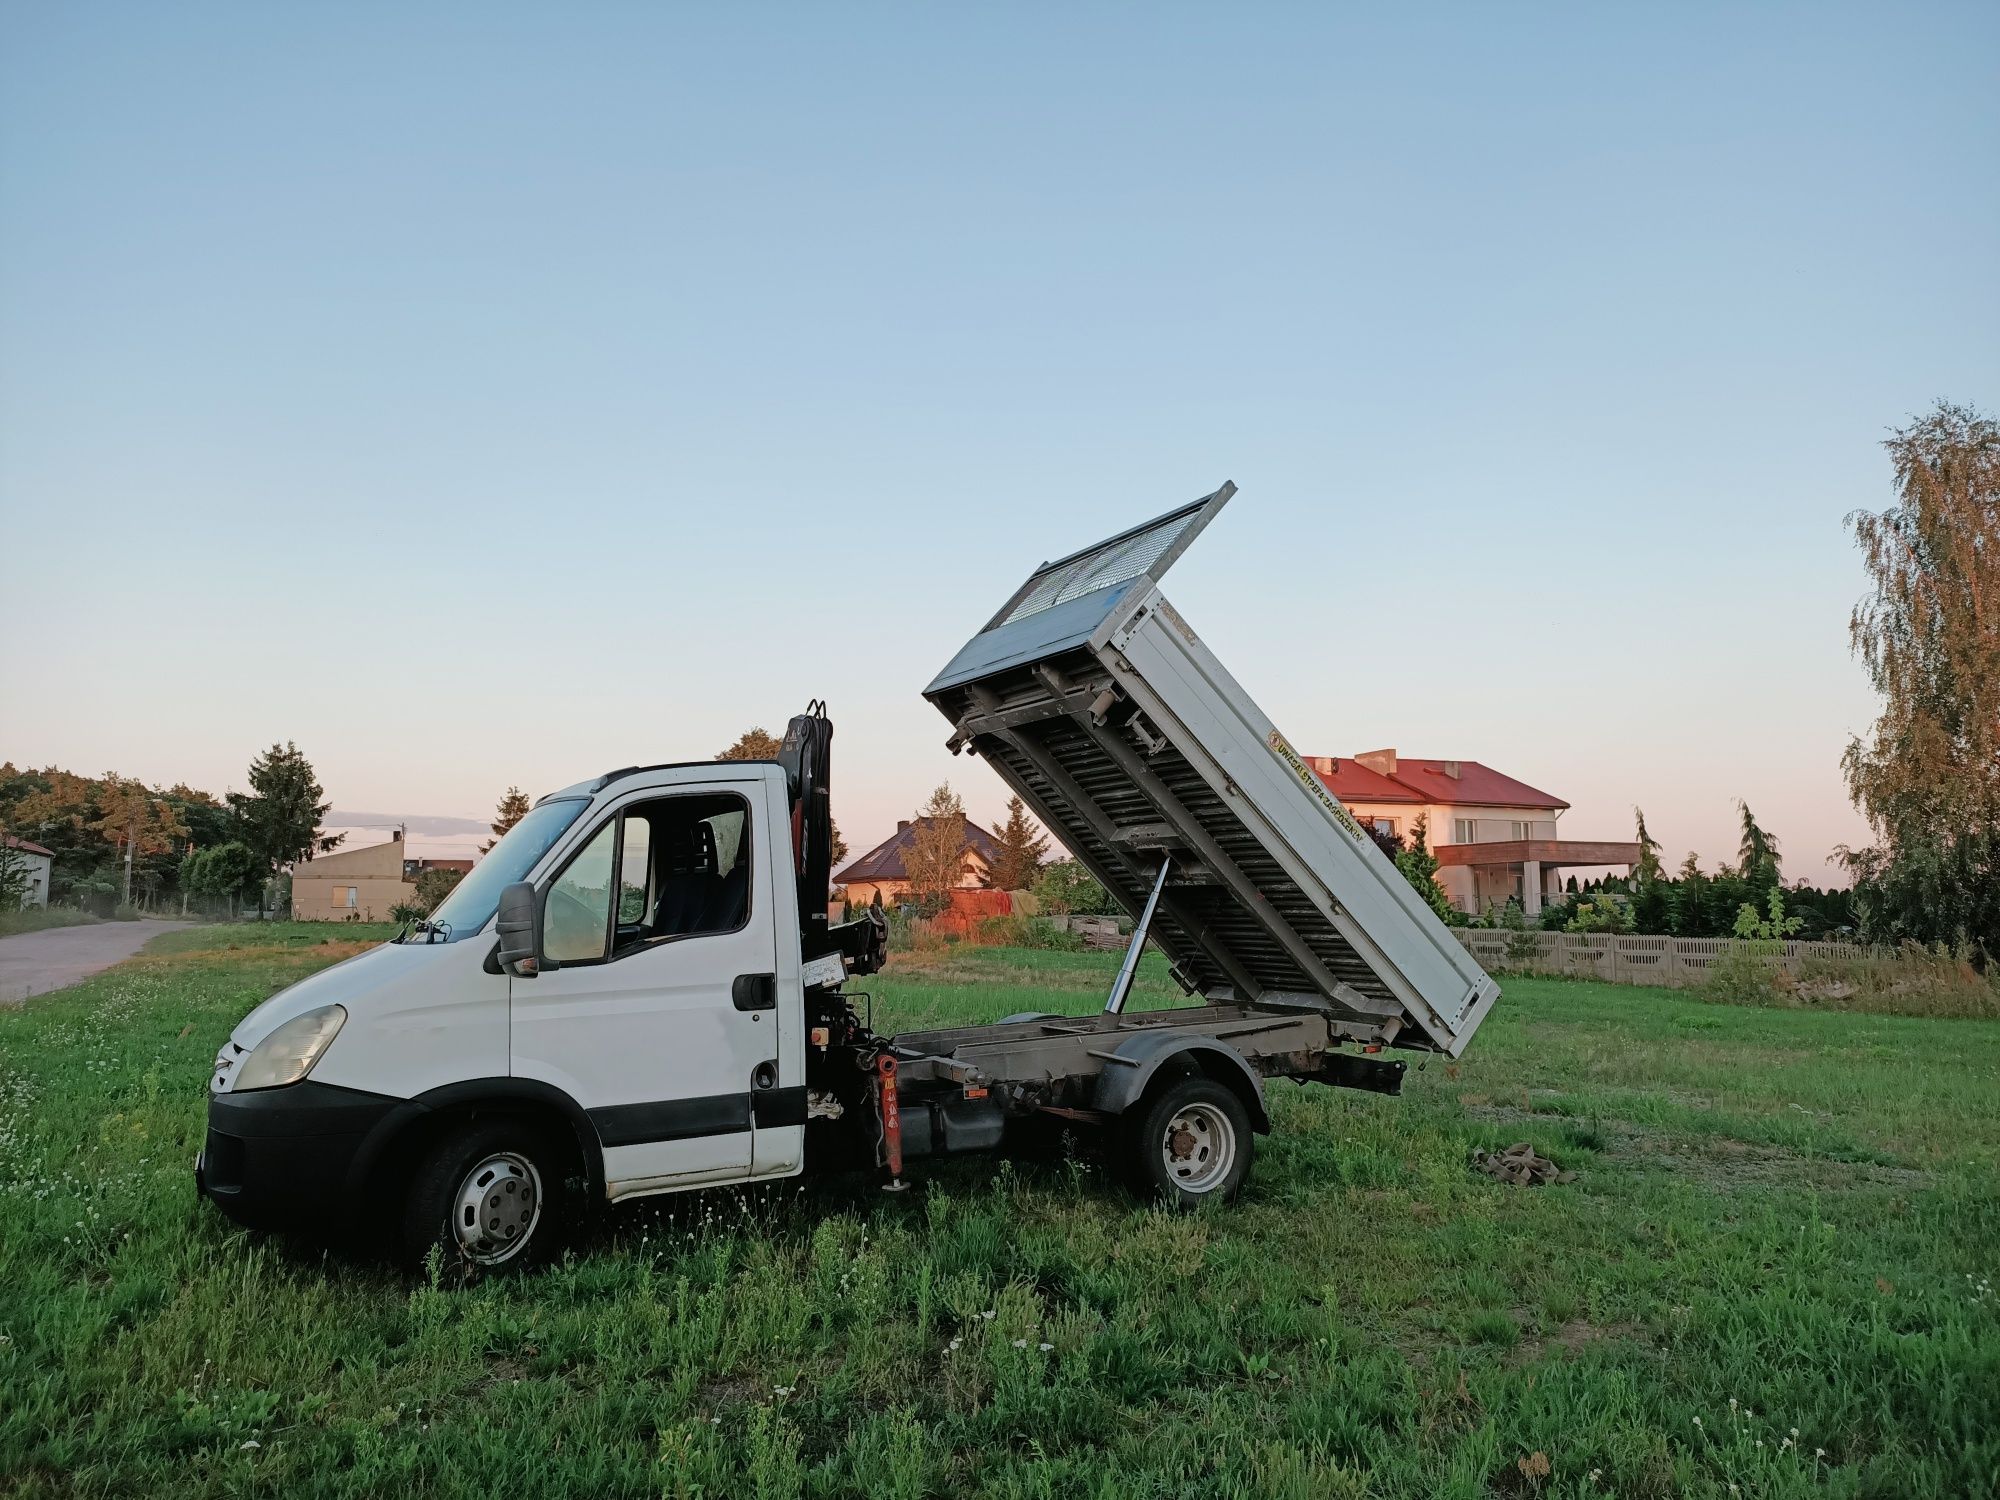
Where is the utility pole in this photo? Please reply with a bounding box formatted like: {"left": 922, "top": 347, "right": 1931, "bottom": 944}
{"left": 122, "top": 814, "right": 136, "bottom": 907}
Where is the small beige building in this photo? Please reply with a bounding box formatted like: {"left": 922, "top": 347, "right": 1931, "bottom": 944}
{"left": 292, "top": 833, "right": 416, "bottom": 921}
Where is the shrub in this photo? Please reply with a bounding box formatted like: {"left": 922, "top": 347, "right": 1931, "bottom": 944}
{"left": 413, "top": 867, "right": 463, "bottom": 915}
{"left": 1563, "top": 896, "right": 1634, "bottom": 935}
{"left": 973, "top": 915, "right": 1086, "bottom": 951}
{"left": 1497, "top": 900, "right": 1541, "bottom": 966}
{"left": 1032, "top": 859, "right": 1117, "bottom": 916}
{"left": 1393, "top": 815, "right": 1464, "bottom": 926}
{"left": 1732, "top": 887, "right": 1805, "bottom": 942}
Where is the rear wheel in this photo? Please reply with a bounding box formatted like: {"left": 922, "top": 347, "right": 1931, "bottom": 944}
{"left": 1122, "top": 1077, "right": 1253, "bottom": 1210}
{"left": 401, "top": 1119, "right": 569, "bottom": 1274}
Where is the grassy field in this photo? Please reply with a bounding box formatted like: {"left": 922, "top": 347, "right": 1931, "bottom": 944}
{"left": 1, "top": 925, "right": 1996, "bottom": 1498}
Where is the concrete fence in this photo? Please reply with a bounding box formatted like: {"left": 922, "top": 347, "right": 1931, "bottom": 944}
{"left": 1453, "top": 929, "right": 1870, "bottom": 988}
{"left": 1042, "top": 914, "right": 1133, "bottom": 949}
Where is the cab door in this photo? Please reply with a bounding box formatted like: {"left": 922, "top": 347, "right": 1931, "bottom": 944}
{"left": 510, "top": 773, "right": 781, "bottom": 1196}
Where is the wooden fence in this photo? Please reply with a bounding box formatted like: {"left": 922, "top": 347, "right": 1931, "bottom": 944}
{"left": 1453, "top": 930, "right": 1870, "bottom": 988}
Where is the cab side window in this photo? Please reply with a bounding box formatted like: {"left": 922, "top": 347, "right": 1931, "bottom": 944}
{"left": 616, "top": 793, "right": 751, "bottom": 955}
{"left": 542, "top": 792, "right": 753, "bottom": 967}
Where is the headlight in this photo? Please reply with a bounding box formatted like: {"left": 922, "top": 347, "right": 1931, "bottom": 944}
{"left": 234, "top": 1005, "right": 346, "bottom": 1092}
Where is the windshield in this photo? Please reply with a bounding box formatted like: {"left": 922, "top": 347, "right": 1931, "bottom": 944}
{"left": 413, "top": 798, "right": 589, "bottom": 942}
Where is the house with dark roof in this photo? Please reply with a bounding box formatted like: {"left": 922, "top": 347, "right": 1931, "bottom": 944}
{"left": 1307, "top": 749, "right": 1638, "bottom": 917}
{"left": 832, "top": 817, "right": 1006, "bottom": 908}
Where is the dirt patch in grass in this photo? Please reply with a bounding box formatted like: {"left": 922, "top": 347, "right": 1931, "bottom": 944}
{"left": 1634, "top": 1134, "right": 1929, "bottom": 1193}
{"left": 1461, "top": 1102, "right": 1929, "bottom": 1194}
{"left": 1509, "top": 1317, "right": 1652, "bottom": 1367}
{"left": 696, "top": 1371, "right": 772, "bottom": 1412}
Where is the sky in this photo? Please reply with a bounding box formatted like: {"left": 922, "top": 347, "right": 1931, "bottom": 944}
{"left": 3, "top": 3, "right": 1996, "bottom": 878}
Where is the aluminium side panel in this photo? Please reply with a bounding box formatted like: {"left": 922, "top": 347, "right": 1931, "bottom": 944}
{"left": 1088, "top": 586, "right": 1501, "bottom": 1057}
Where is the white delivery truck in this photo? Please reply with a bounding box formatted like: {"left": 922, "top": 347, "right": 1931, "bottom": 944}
{"left": 197, "top": 486, "right": 1500, "bottom": 1269}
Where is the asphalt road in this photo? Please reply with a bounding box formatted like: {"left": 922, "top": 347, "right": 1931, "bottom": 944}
{"left": 0, "top": 919, "right": 198, "bottom": 1005}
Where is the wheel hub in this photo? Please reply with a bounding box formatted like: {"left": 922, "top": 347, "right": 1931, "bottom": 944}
{"left": 1159, "top": 1103, "right": 1236, "bottom": 1193}
{"left": 451, "top": 1152, "right": 542, "bottom": 1265}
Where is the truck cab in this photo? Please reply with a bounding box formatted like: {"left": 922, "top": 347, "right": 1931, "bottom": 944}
{"left": 199, "top": 740, "right": 870, "bottom": 1270}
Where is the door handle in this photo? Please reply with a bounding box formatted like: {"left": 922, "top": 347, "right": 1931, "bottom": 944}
{"left": 732, "top": 973, "right": 777, "bottom": 1011}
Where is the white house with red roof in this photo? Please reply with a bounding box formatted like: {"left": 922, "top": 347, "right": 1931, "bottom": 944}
{"left": 1306, "top": 749, "right": 1638, "bottom": 917}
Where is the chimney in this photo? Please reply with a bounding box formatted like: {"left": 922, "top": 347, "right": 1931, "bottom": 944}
{"left": 1442, "top": 760, "right": 1460, "bottom": 780}
{"left": 1355, "top": 748, "right": 1397, "bottom": 777}
{"left": 1306, "top": 755, "right": 1335, "bottom": 775}
{"left": 897, "top": 820, "right": 911, "bottom": 833}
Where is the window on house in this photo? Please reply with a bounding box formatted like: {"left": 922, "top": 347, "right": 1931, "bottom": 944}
{"left": 1371, "top": 817, "right": 1397, "bottom": 838}
{"left": 1452, "top": 819, "right": 1476, "bottom": 844}
{"left": 1511, "top": 821, "right": 1530, "bottom": 841}
{"left": 345, "top": 887, "right": 358, "bottom": 908}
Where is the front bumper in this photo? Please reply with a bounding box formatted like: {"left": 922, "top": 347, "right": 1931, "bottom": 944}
{"left": 197, "top": 1080, "right": 412, "bottom": 1235}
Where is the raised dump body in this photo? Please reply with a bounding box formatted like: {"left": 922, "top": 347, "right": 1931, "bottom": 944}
{"left": 923, "top": 484, "right": 1501, "bottom": 1057}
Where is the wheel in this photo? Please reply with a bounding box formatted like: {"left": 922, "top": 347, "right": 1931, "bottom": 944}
{"left": 1122, "top": 1076, "right": 1254, "bottom": 1210}
{"left": 401, "top": 1119, "right": 569, "bottom": 1274}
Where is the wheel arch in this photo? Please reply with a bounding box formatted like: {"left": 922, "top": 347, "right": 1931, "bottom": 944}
{"left": 352, "top": 1078, "right": 606, "bottom": 1212}
{"left": 1090, "top": 1033, "right": 1271, "bottom": 1133}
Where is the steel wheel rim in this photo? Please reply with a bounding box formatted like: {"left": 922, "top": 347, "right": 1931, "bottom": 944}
{"left": 452, "top": 1151, "right": 542, "bottom": 1264}
{"left": 1160, "top": 1102, "right": 1235, "bottom": 1193}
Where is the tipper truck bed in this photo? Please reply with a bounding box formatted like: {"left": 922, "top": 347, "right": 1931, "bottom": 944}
{"left": 922, "top": 482, "right": 1500, "bottom": 1057}
{"left": 197, "top": 484, "right": 1501, "bottom": 1270}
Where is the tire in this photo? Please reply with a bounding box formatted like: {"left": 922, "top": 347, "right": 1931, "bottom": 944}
{"left": 1121, "top": 1076, "right": 1254, "bottom": 1210}
{"left": 400, "top": 1118, "right": 570, "bottom": 1275}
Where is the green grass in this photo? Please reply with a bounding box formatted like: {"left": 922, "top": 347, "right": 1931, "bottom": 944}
{"left": 2, "top": 928, "right": 1996, "bottom": 1498}
{"left": 0, "top": 907, "right": 106, "bottom": 938}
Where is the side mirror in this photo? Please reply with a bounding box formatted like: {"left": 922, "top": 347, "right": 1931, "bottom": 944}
{"left": 494, "top": 881, "right": 552, "bottom": 977}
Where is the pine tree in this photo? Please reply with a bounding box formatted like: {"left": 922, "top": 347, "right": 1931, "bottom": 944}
{"left": 229, "top": 743, "right": 340, "bottom": 875}
{"left": 1736, "top": 800, "right": 1782, "bottom": 889}
{"left": 1672, "top": 852, "right": 1709, "bottom": 936}
{"left": 483, "top": 787, "right": 532, "bottom": 854}
{"left": 1393, "top": 813, "right": 1461, "bottom": 925}
{"left": 989, "top": 796, "right": 1051, "bottom": 890}
{"left": 1633, "top": 807, "right": 1664, "bottom": 886}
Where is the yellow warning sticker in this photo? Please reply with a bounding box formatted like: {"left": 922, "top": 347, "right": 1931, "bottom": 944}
{"left": 1267, "top": 729, "right": 1366, "bottom": 842}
